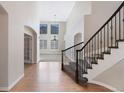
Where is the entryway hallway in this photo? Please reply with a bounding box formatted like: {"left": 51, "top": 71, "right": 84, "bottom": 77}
{"left": 10, "top": 62, "right": 112, "bottom": 92}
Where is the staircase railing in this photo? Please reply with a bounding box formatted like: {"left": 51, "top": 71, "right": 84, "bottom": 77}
{"left": 61, "top": 42, "right": 84, "bottom": 81}
{"left": 62, "top": 1, "right": 124, "bottom": 84}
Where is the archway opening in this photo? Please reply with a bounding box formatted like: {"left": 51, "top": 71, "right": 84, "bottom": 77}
{"left": 24, "top": 26, "right": 37, "bottom": 64}
{"left": 74, "top": 33, "right": 83, "bottom": 60}
{"left": 74, "top": 32, "right": 83, "bottom": 50}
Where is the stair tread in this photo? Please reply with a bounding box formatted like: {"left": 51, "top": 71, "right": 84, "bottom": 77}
{"left": 86, "top": 66, "right": 92, "bottom": 69}
{"left": 79, "top": 77, "right": 88, "bottom": 84}
{"left": 92, "top": 62, "right": 98, "bottom": 64}
{"left": 82, "top": 71, "right": 88, "bottom": 74}
{"left": 97, "top": 57, "right": 104, "bottom": 59}
{"left": 102, "top": 51, "right": 111, "bottom": 54}
{"left": 108, "top": 46, "right": 118, "bottom": 48}
{"left": 116, "top": 39, "right": 124, "bottom": 42}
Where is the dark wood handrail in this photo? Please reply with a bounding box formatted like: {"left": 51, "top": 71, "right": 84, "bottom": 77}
{"left": 62, "top": 41, "right": 84, "bottom": 52}
{"left": 79, "top": 1, "right": 124, "bottom": 51}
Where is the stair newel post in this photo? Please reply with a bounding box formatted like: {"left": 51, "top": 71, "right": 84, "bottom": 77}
{"left": 75, "top": 50, "right": 79, "bottom": 83}
{"left": 61, "top": 50, "right": 64, "bottom": 70}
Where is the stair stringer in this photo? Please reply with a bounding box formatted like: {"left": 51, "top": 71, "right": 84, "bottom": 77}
{"left": 84, "top": 42, "right": 124, "bottom": 81}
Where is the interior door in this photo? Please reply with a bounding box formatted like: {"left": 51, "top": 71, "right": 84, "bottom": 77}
{"left": 24, "top": 34, "right": 32, "bottom": 63}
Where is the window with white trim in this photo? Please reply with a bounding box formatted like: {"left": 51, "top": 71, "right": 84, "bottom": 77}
{"left": 51, "top": 24, "right": 59, "bottom": 34}
{"left": 40, "top": 40, "right": 47, "bottom": 49}
{"left": 40, "top": 24, "right": 47, "bottom": 34}
{"left": 51, "top": 40, "right": 58, "bottom": 49}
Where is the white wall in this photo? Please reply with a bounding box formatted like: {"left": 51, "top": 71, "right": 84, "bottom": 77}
{"left": 64, "top": 1, "right": 91, "bottom": 49}
{"left": 84, "top": 1, "right": 122, "bottom": 43}
{"left": 0, "top": 11, "right": 8, "bottom": 89}
{"left": 0, "top": 2, "right": 40, "bottom": 90}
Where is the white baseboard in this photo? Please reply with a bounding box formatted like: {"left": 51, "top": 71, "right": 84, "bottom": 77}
{"left": 0, "top": 73, "right": 24, "bottom": 91}
{"left": 0, "top": 87, "right": 9, "bottom": 92}
{"left": 89, "top": 80, "right": 119, "bottom": 92}
{"left": 8, "top": 73, "right": 24, "bottom": 90}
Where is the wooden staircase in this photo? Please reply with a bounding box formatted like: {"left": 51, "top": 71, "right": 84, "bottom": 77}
{"left": 62, "top": 2, "right": 124, "bottom": 86}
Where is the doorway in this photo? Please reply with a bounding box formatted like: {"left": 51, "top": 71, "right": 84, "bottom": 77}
{"left": 24, "top": 34, "right": 32, "bottom": 63}
{"left": 24, "top": 26, "right": 37, "bottom": 64}
{"left": 74, "top": 33, "right": 83, "bottom": 59}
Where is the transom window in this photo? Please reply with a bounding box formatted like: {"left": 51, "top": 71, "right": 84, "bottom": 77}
{"left": 40, "top": 24, "right": 47, "bottom": 34}
{"left": 51, "top": 24, "right": 59, "bottom": 34}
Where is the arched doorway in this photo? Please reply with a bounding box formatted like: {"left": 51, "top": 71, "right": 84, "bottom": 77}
{"left": 74, "top": 33, "right": 83, "bottom": 59}
{"left": 24, "top": 26, "right": 37, "bottom": 63}
{"left": 74, "top": 33, "right": 82, "bottom": 45}
{"left": 74, "top": 32, "right": 83, "bottom": 50}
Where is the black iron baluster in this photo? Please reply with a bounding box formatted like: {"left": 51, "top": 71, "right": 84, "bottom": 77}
{"left": 90, "top": 41, "right": 92, "bottom": 62}
{"left": 86, "top": 45, "right": 88, "bottom": 69}
{"left": 79, "top": 51, "right": 81, "bottom": 80}
{"left": 88, "top": 43, "right": 91, "bottom": 63}
{"left": 86, "top": 45, "right": 88, "bottom": 60}
{"left": 90, "top": 41, "right": 92, "bottom": 63}
{"left": 92, "top": 39, "right": 94, "bottom": 62}
{"left": 99, "top": 32, "right": 100, "bottom": 56}
{"left": 84, "top": 49, "right": 85, "bottom": 73}
{"left": 88, "top": 43, "right": 90, "bottom": 63}
{"left": 61, "top": 50, "right": 64, "bottom": 70}
{"left": 111, "top": 20, "right": 113, "bottom": 47}
{"left": 115, "top": 15, "right": 117, "bottom": 46}
{"left": 84, "top": 47, "right": 87, "bottom": 74}
{"left": 94, "top": 36, "right": 96, "bottom": 59}
{"left": 107, "top": 23, "right": 109, "bottom": 48}
{"left": 123, "top": 6, "right": 124, "bottom": 39}
{"left": 98, "top": 33, "right": 99, "bottom": 56}
{"left": 100, "top": 30, "right": 102, "bottom": 53}
{"left": 87, "top": 44, "right": 88, "bottom": 64}
{"left": 82, "top": 50, "right": 84, "bottom": 76}
{"left": 119, "top": 11, "right": 121, "bottom": 40}
{"left": 104, "top": 27, "right": 105, "bottom": 52}
{"left": 83, "top": 48, "right": 85, "bottom": 74}
{"left": 75, "top": 50, "right": 79, "bottom": 83}
{"left": 87, "top": 45, "right": 89, "bottom": 66}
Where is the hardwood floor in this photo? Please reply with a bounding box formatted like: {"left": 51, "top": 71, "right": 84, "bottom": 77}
{"left": 10, "top": 62, "right": 112, "bottom": 92}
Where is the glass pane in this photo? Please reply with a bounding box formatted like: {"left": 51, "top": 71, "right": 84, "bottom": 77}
{"left": 51, "top": 40, "right": 58, "bottom": 49}
{"left": 51, "top": 24, "right": 59, "bottom": 34}
{"left": 40, "top": 24, "right": 47, "bottom": 34}
{"left": 40, "top": 40, "right": 47, "bottom": 49}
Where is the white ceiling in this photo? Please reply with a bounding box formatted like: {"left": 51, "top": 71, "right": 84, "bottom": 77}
{"left": 37, "top": 1, "right": 75, "bottom": 22}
